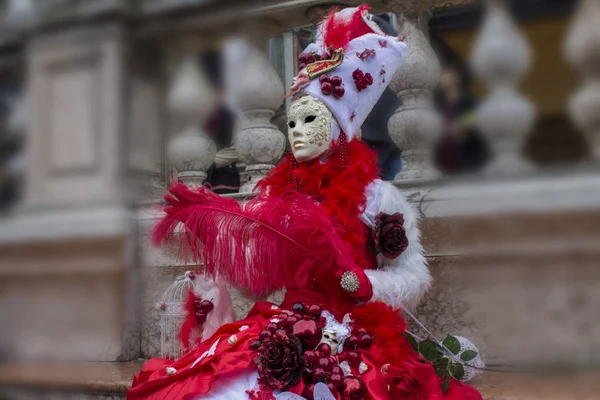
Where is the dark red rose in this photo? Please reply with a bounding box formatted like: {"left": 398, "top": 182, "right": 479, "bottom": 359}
{"left": 373, "top": 212, "right": 408, "bottom": 259}
{"left": 254, "top": 331, "right": 305, "bottom": 391}
{"left": 385, "top": 361, "right": 442, "bottom": 400}
{"left": 364, "top": 72, "right": 373, "bottom": 85}
{"left": 352, "top": 68, "right": 364, "bottom": 81}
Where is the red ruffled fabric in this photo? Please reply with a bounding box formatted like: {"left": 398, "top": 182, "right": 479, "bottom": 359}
{"left": 129, "top": 293, "right": 482, "bottom": 400}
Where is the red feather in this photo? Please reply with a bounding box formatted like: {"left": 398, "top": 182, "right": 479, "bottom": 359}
{"left": 179, "top": 289, "right": 200, "bottom": 352}
{"left": 320, "top": 4, "right": 374, "bottom": 50}
{"left": 153, "top": 184, "right": 362, "bottom": 296}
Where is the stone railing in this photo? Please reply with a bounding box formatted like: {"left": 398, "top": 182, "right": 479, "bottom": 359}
{"left": 0, "top": 0, "right": 598, "bottom": 369}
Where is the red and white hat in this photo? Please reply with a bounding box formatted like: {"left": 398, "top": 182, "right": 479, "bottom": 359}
{"left": 288, "top": 5, "right": 407, "bottom": 141}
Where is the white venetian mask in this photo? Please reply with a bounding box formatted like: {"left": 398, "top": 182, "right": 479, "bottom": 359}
{"left": 320, "top": 330, "right": 341, "bottom": 355}
{"left": 287, "top": 95, "right": 334, "bottom": 163}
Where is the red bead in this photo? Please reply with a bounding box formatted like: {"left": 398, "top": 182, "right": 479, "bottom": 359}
{"left": 259, "top": 330, "right": 272, "bottom": 341}
{"left": 286, "top": 315, "right": 299, "bottom": 328}
{"left": 330, "top": 373, "right": 344, "bottom": 388}
{"left": 274, "top": 329, "right": 288, "bottom": 341}
{"left": 312, "top": 367, "right": 327, "bottom": 382}
{"left": 342, "top": 376, "right": 366, "bottom": 399}
{"left": 200, "top": 300, "right": 214, "bottom": 313}
{"left": 193, "top": 299, "right": 202, "bottom": 309}
{"left": 317, "top": 357, "right": 332, "bottom": 371}
{"left": 306, "top": 55, "right": 315, "bottom": 64}
{"left": 331, "top": 365, "right": 343, "bottom": 376}
{"left": 317, "top": 342, "right": 332, "bottom": 357}
{"left": 292, "top": 319, "right": 322, "bottom": 350}
{"left": 347, "top": 351, "right": 360, "bottom": 366}
{"left": 304, "top": 350, "right": 318, "bottom": 364}
{"left": 357, "top": 328, "right": 368, "bottom": 337}
{"left": 303, "top": 367, "right": 313, "bottom": 383}
{"left": 331, "top": 75, "right": 342, "bottom": 86}
{"left": 249, "top": 340, "right": 261, "bottom": 350}
{"left": 321, "top": 82, "right": 333, "bottom": 95}
{"left": 328, "top": 356, "right": 337, "bottom": 366}
{"left": 298, "top": 53, "right": 308, "bottom": 63}
{"left": 308, "top": 305, "right": 322, "bottom": 317}
{"left": 337, "top": 352, "right": 347, "bottom": 362}
{"left": 265, "top": 323, "right": 278, "bottom": 333}
{"left": 333, "top": 85, "right": 345, "bottom": 99}
{"left": 277, "top": 313, "right": 289, "bottom": 321}
{"left": 160, "top": 303, "right": 166, "bottom": 311}
{"left": 188, "top": 272, "right": 196, "bottom": 280}
{"left": 303, "top": 383, "right": 315, "bottom": 400}
{"left": 195, "top": 311, "right": 207, "bottom": 324}
{"left": 359, "top": 334, "right": 373, "bottom": 349}
{"left": 319, "top": 74, "right": 331, "bottom": 84}
{"left": 314, "top": 351, "right": 322, "bottom": 359}
{"left": 346, "top": 336, "right": 359, "bottom": 350}
{"left": 292, "top": 303, "right": 305, "bottom": 314}
{"left": 298, "top": 63, "right": 306, "bottom": 70}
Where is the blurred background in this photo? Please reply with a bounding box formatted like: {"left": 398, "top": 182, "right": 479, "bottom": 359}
{"left": 0, "top": 0, "right": 598, "bottom": 398}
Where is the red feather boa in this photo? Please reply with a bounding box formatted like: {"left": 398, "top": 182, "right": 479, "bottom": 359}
{"left": 257, "top": 137, "right": 380, "bottom": 273}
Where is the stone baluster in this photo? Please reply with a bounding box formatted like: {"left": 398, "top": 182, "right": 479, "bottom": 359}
{"left": 386, "top": 1, "right": 442, "bottom": 183}
{"left": 233, "top": 21, "right": 286, "bottom": 193}
{"left": 564, "top": 0, "right": 600, "bottom": 161}
{"left": 470, "top": 0, "right": 536, "bottom": 174}
{"left": 166, "top": 42, "right": 217, "bottom": 187}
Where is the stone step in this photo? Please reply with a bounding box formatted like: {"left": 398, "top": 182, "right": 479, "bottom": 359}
{"left": 0, "top": 362, "right": 597, "bottom": 399}
{"left": 0, "top": 361, "right": 141, "bottom": 399}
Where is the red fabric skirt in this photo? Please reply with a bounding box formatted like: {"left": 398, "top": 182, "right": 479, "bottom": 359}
{"left": 128, "top": 292, "right": 482, "bottom": 400}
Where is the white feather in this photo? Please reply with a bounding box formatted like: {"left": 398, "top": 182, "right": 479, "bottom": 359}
{"left": 361, "top": 180, "right": 431, "bottom": 311}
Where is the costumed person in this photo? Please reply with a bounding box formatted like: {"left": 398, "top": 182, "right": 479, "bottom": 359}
{"left": 129, "top": 5, "right": 484, "bottom": 400}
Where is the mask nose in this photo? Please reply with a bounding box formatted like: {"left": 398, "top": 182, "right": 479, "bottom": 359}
{"left": 292, "top": 131, "right": 302, "bottom": 138}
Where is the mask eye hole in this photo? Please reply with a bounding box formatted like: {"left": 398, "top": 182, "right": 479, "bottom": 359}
{"left": 333, "top": 338, "right": 339, "bottom": 344}
{"left": 305, "top": 115, "right": 316, "bottom": 123}
{"left": 288, "top": 121, "right": 296, "bottom": 128}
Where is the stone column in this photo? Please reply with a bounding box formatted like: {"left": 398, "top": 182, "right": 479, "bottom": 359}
{"left": 386, "top": 1, "right": 442, "bottom": 183}
{"left": 470, "top": 0, "right": 536, "bottom": 174}
{"left": 564, "top": 0, "right": 600, "bottom": 161}
{"left": 165, "top": 37, "right": 217, "bottom": 188}
{"left": 0, "top": 22, "right": 139, "bottom": 362}
{"left": 232, "top": 20, "right": 286, "bottom": 193}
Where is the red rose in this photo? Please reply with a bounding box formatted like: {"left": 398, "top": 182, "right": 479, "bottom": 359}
{"left": 373, "top": 212, "right": 408, "bottom": 259}
{"left": 385, "top": 361, "right": 442, "bottom": 400}
{"left": 364, "top": 73, "right": 373, "bottom": 85}
{"left": 254, "top": 331, "right": 305, "bottom": 391}
{"left": 352, "top": 68, "right": 364, "bottom": 80}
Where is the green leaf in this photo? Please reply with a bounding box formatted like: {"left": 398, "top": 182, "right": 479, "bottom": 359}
{"left": 433, "top": 358, "right": 450, "bottom": 378}
{"left": 418, "top": 339, "right": 441, "bottom": 362}
{"left": 453, "top": 363, "right": 465, "bottom": 381}
{"left": 442, "top": 335, "right": 461, "bottom": 355}
{"left": 442, "top": 378, "right": 450, "bottom": 393}
{"left": 404, "top": 333, "right": 419, "bottom": 352}
{"left": 460, "top": 350, "right": 478, "bottom": 362}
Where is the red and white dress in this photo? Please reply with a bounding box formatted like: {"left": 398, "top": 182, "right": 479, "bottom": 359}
{"left": 128, "top": 139, "right": 482, "bottom": 400}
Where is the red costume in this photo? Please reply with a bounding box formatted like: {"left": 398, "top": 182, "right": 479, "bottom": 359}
{"left": 129, "top": 6, "right": 484, "bottom": 400}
